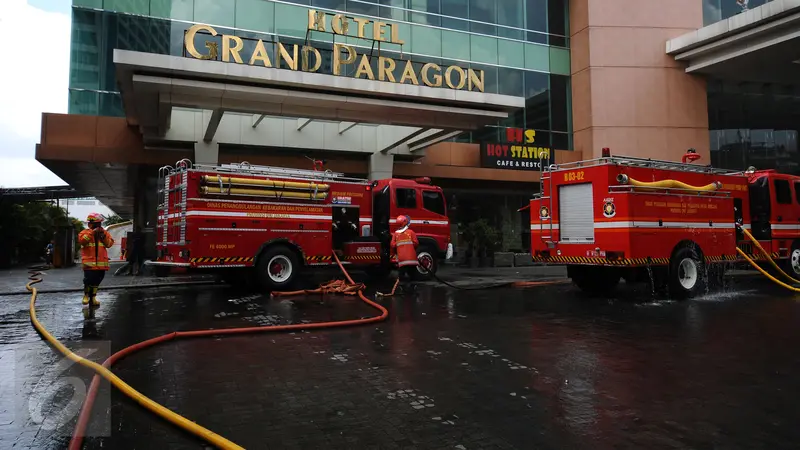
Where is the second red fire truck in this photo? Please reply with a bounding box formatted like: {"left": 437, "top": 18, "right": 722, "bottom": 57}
{"left": 150, "top": 160, "right": 453, "bottom": 290}
{"left": 529, "top": 149, "right": 800, "bottom": 298}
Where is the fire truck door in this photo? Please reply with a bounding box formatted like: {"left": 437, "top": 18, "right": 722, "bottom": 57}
{"left": 392, "top": 186, "right": 418, "bottom": 230}
{"left": 332, "top": 206, "right": 359, "bottom": 249}
{"left": 416, "top": 189, "right": 449, "bottom": 250}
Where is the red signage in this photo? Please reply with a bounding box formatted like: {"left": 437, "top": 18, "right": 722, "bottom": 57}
{"left": 480, "top": 128, "right": 553, "bottom": 171}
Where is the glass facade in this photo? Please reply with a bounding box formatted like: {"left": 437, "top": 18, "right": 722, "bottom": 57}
{"left": 70, "top": 0, "right": 572, "bottom": 149}
{"left": 708, "top": 79, "right": 800, "bottom": 174}
{"left": 702, "top": 0, "right": 775, "bottom": 26}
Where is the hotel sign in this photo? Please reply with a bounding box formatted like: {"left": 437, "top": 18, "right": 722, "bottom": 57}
{"left": 480, "top": 128, "right": 553, "bottom": 171}
{"left": 183, "top": 10, "right": 485, "bottom": 92}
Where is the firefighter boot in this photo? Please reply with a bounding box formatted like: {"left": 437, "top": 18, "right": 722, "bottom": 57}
{"left": 90, "top": 286, "right": 100, "bottom": 307}
{"left": 81, "top": 286, "right": 91, "bottom": 306}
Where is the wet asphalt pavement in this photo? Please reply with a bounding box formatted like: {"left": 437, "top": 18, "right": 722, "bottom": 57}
{"left": 2, "top": 273, "right": 800, "bottom": 449}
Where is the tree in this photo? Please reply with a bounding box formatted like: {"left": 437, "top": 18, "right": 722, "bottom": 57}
{"left": 103, "top": 215, "right": 126, "bottom": 225}
{"left": 0, "top": 200, "right": 81, "bottom": 268}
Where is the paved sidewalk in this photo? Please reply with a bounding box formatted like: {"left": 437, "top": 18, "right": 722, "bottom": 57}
{"left": 0, "top": 264, "right": 216, "bottom": 296}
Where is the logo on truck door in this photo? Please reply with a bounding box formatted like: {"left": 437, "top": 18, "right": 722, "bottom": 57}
{"left": 539, "top": 206, "right": 550, "bottom": 220}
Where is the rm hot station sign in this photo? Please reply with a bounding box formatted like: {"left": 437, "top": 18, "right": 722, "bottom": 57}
{"left": 183, "top": 9, "right": 485, "bottom": 92}
{"left": 480, "top": 128, "right": 553, "bottom": 171}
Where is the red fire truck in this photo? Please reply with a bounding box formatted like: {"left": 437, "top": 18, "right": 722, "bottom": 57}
{"left": 529, "top": 149, "right": 800, "bottom": 298}
{"left": 149, "top": 160, "right": 453, "bottom": 290}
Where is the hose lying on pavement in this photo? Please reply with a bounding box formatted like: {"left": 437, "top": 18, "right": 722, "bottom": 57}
{"left": 28, "top": 253, "right": 388, "bottom": 450}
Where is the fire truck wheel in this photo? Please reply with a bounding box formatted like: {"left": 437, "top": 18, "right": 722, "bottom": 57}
{"left": 256, "top": 246, "right": 299, "bottom": 291}
{"left": 668, "top": 246, "right": 706, "bottom": 299}
{"left": 414, "top": 247, "right": 438, "bottom": 280}
{"left": 783, "top": 241, "right": 800, "bottom": 278}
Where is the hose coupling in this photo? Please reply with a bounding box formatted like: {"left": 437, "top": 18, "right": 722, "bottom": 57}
{"left": 616, "top": 174, "right": 629, "bottom": 184}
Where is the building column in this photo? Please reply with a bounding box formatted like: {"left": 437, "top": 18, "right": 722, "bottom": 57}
{"left": 570, "top": 0, "right": 709, "bottom": 161}
{"left": 369, "top": 152, "right": 394, "bottom": 180}
{"left": 195, "top": 141, "right": 219, "bottom": 165}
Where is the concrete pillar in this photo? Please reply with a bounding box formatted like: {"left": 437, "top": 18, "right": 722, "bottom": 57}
{"left": 195, "top": 141, "right": 219, "bottom": 165}
{"left": 570, "top": 0, "right": 709, "bottom": 161}
{"left": 368, "top": 152, "right": 394, "bottom": 180}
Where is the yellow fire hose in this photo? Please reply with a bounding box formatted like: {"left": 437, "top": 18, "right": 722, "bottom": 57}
{"left": 616, "top": 174, "right": 722, "bottom": 192}
{"left": 201, "top": 175, "right": 330, "bottom": 192}
{"left": 201, "top": 186, "right": 328, "bottom": 200}
{"left": 25, "top": 271, "right": 245, "bottom": 449}
{"left": 737, "top": 226, "right": 800, "bottom": 290}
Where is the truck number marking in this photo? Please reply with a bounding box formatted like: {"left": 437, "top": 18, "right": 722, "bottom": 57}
{"left": 210, "top": 244, "right": 236, "bottom": 250}
{"left": 563, "top": 171, "right": 585, "bottom": 182}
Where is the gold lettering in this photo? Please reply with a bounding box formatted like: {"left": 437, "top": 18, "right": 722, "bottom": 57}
{"left": 301, "top": 45, "right": 321, "bottom": 72}
{"left": 355, "top": 54, "right": 375, "bottom": 80}
{"left": 378, "top": 57, "right": 396, "bottom": 82}
{"left": 333, "top": 43, "right": 357, "bottom": 75}
{"left": 331, "top": 14, "right": 349, "bottom": 35}
{"left": 389, "top": 23, "right": 404, "bottom": 45}
{"left": 277, "top": 43, "right": 298, "bottom": 70}
{"left": 184, "top": 24, "right": 218, "bottom": 60}
{"left": 445, "top": 66, "right": 466, "bottom": 89}
{"left": 373, "top": 21, "right": 388, "bottom": 41}
{"left": 248, "top": 39, "right": 272, "bottom": 67}
{"left": 467, "top": 68, "right": 484, "bottom": 93}
{"left": 222, "top": 35, "right": 244, "bottom": 63}
{"left": 421, "top": 63, "right": 442, "bottom": 87}
{"left": 399, "top": 60, "right": 419, "bottom": 85}
{"left": 525, "top": 129, "right": 536, "bottom": 144}
{"left": 353, "top": 17, "right": 369, "bottom": 38}
{"left": 308, "top": 9, "right": 325, "bottom": 32}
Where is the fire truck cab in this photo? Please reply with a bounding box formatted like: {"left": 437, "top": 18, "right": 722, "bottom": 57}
{"left": 529, "top": 150, "right": 800, "bottom": 299}
{"left": 151, "top": 160, "right": 452, "bottom": 290}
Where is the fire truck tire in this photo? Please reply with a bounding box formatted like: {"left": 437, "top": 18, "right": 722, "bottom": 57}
{"left": 568, "top": 266, "right": 620, "bottom": 296}
{"left": 668, "top": 245, "right": 707, "bottom": 299}
{"left": 782, "top": 240, "right": 800, "bottom": 278}
{"left": 414, "top": 246, "right": 438, "bottom": 280}
{"left": 256, "top": 246, "right": 300, "bottom": 291}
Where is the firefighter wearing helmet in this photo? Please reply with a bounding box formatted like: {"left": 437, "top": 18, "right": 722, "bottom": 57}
{"left": 77, "top": 213, "right": 115, "bottom": 306}
{"left": 390, "top": 215, "right": 419, "bottom": 281}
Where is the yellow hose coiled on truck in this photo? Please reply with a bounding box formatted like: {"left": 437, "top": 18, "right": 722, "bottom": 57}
{"left": 616, "top": 174, "right": 722, "bottom": 191}
{"left": 202, "top": 175, "right": 330, "bottom": 192}
{"left": 201, "top": 186, "right": 328, "bottom": 200}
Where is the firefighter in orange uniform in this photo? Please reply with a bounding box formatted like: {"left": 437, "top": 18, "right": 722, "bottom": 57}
{"left": 78, "top": 213, "right": 115, "bottom": 306}
{"left": 390, "top": 215, "right": 419, "bottom": 280}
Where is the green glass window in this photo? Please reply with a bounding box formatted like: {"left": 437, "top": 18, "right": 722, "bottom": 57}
{"left": 469, "top": 35, "right": 497, "bottom": 65}
{"left": 104, "top": 0, "right": 149, "bottom": 15}
{"left": 498, "top": 39, "right": 525, "bottom": 69}
{"left": 68, "top": 89, "right": 99, "bottom": 115}
{"left": 235, "top": 0, "right": 275, "bottom": 34}
{"left": 441, "top": 29, "right": 470, "bottom": 61}
{"left": 274, "top": 2, "right": 309, "bottom": 38}
{"left": 149, "top": 0, "right": 194, "bottom": 21}
{"left": 548, "top": 47, "right": 570, "bottom": 76}
{"left": 410, "top": 25, "right": 441, "bottom": 56}
{"left": 524, "top": 43, "right": 549, "bottom": 72}
{"left": 194, "top": 0, "right": 236, "bottom": 27}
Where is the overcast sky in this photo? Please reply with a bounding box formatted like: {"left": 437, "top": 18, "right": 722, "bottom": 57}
{"left": 0, "top": 0, "right": 114, "bottom": 215}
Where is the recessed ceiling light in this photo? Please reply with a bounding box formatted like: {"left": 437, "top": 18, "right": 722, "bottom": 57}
{"left": 794, "top": 59, "right": 800, "bottom": 64}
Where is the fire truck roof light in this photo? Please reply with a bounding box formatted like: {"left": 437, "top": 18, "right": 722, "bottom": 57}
{"left": 602, "top": 148, "right": 611, "bottom": 158}
{"left": 415, "top": 177, "right": 431, "bottom": 185}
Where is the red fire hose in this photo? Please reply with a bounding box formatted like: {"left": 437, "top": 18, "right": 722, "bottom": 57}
{"left": 65, "top": 253, "right": 387, "bottom": 450}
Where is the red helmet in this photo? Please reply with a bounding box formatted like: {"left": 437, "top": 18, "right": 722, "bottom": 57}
{"left": 86, "top": 213, "right": 104, "bottom": 224}
{"left": 396, "top": 215, "right": 409, "bottom": 227}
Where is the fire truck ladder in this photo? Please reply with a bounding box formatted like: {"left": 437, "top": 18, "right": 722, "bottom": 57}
{"left": 157, "top": 160, "right": 191, "bottom": 247}
{"left": 194, "top": 161, "right": 359, "bottom": 183}
{"left": 535, "top": 157, "right": 555, "bottom": 246}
